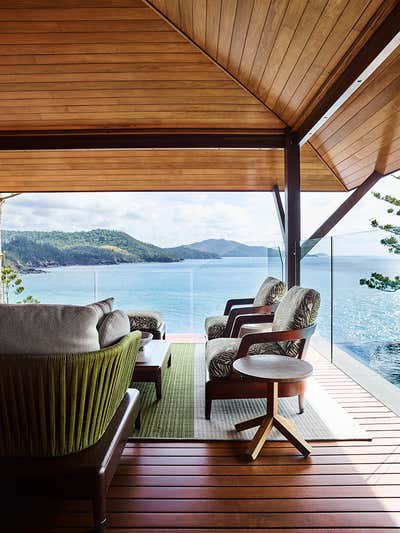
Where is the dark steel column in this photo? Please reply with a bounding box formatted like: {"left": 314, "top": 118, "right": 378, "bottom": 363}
{"left": 284, "top": 132, "right": 301, "bottom": 287}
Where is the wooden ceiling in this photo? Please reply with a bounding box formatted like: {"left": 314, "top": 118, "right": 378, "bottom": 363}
{"left": 0, "top": 0, "right": 283, "bottom": 131}
{"left": 0, "top": 0, "right": 398, "bottom": 193}
{"left": 149, "top": 0, "right": 396, "bottom": 128}
{"left": 310, "top": 46, "right": 400, "bottom": 189}
{"left": 0, "top": 144, "right": 341, "bottom": 192}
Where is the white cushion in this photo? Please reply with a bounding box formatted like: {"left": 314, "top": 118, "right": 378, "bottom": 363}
{"left": 0, "top": 304, "right": 100, "bottom": 355}
{"left": 87, "top": 297, "right": 114, "bottom": 325}
{"left": 98, "top": 310, "right": 130, "bottom": 348}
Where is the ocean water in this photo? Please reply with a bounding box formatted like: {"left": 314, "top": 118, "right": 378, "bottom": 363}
{"left": 14, "top": 255, "right": 400, "bottom": 384}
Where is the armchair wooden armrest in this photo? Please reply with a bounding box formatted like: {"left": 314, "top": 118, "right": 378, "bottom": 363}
{"left": 235, "top": 324, "right": 317, "bottom": 359}
{"left": 223, "top": 298, "right": 254, "bottom": 315}
{"left": 230, "top": 312, "right": 274, "bottom": 338}
{"left": 224, "top": 303, "right": 276, "bottom": 336}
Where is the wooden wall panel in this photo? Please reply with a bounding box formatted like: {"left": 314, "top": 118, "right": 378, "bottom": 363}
{"left": 310, "top": 48, "right": 400, "bottom": 189}
{"left": 0, "top": 145, "right": 344, "bottom": 192}
{"left": 0, "top": 1, "right": 284, "bottom": 131}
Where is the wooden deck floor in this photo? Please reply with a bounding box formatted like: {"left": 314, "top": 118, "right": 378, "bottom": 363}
{"left": 5, "top": 346, "right": 400, "bottom": 531}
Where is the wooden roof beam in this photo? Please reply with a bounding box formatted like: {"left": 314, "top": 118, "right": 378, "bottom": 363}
{"left": 0, "top": 130, "right": 286, "bottom": 151}
{"left": 298, "top": 3, "right": 400, "bottom": 146}
{"left": 301, "top": 170, "right": 383, "bottom": 258}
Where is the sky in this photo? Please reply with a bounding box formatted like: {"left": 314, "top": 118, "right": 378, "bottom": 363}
{"left": 2, "top": 172, "right": 399, "bottom": 250}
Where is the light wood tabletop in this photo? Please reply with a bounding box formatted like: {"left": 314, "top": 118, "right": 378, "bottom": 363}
{"left": 234, "top": 354, "right": 313, "bottom": 383}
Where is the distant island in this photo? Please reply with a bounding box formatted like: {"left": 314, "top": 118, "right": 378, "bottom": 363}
{"left": 2, "top": 230, "right": 280, "bottom": 272}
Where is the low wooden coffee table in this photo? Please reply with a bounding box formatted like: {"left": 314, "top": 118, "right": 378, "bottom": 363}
{"left": 233, "top": 354, "right": 313, "bottom": 460}
{"left": 132, "top": 340, "right": 171, "bottom": 400}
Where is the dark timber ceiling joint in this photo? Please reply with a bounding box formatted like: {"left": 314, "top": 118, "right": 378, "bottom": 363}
{"left": 272, "top": 184, "right": 285, "bottom": 240}
{"left": 0, "top": 131, "right": 286, "bottom": 151}
{"left": 301, "top": 170, "right": 384, "bottom": 258}
{"left": 298, "top": 3, "right": 400, "bottom": 144}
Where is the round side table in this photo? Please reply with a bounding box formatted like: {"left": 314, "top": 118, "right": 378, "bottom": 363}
{"left": 233, "top": 354, "right": 313, "bottom": 460}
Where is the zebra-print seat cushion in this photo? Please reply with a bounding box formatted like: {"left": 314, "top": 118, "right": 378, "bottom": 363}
{"left": 205, "top": 315, "right": 228, "bottom": 340}
{"left": 206, "top": 337, "right": 282, "bottom": 379}
{"left": 126, "top": 309, "right": 163, "bottom": 331}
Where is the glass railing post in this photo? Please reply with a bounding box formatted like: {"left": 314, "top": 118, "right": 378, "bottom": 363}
{"left": 189, "top": 269, "right": 194, "bottom": 332}
{"left": 93, "top": 270, "right": 98, "bottom": 301}
{"left": 330, "top": 236, "right": 333, "bottom": 364}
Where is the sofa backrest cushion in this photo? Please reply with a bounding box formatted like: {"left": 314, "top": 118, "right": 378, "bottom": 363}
{"left": 0, "top": 304, "right": 100, "bottom": 355}
{"left": 87, "top": 297, "right": 114, "bottom": 325}
{"left": 98, "top": 309, "right": 130, "bottom": 348}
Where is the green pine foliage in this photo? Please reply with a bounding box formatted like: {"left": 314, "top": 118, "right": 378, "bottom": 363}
{"left": 1, "top": 266, "right": 39, "bottom": 304}
{"left": 360, "top": 177, "right": 400, "bottom": 292}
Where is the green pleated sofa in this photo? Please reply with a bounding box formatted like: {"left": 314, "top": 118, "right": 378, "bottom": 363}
{"left": 0, "top": 301, "right": 141, "bottom": 531}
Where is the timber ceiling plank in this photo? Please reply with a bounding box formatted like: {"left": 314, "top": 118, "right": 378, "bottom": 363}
{"left": 0, "top": 145, "right": 343, "bottom": 192}
{"left": 0, "top": 0, "right": 284, "bottom": 131}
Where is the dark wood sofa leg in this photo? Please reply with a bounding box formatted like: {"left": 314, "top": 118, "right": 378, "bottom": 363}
{"left": 298, "top": 394, "right": 305, "bottom": 414}
{"left": 205, "top": 383, "right": 212, "bottom": 420}
{"left": 93, "top": 478, "right": 107, "bottom": 532}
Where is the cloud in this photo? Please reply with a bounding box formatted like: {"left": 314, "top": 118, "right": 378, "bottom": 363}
{"left": 2, "top": 174, "right": 399, "bottom": 248}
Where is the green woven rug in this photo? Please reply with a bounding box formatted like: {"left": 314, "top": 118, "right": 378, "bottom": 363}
{"left": 131, "top": 343, "right": 195, "bottom": 438}
{"left": 130, "top": 343, "right": 369, "bottom": 441}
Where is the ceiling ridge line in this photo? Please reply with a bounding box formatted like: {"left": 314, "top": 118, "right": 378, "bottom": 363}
{"left": 142, "top": 0, "right": 288, "bottom": 131}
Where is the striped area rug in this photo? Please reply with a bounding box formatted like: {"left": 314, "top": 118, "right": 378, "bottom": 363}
{"left": 131, "top": 343, "right": 369, "bottom": 441}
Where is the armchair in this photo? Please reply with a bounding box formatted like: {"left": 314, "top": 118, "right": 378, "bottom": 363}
{"left": 205, "top": 276, "right": 287, "bottom": 340}
{"left": 205, "top": 286, "right": 320, "bottom": 419}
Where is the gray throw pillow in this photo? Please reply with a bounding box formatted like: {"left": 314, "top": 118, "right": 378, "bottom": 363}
{"left": 98, "top": 310, "right": 130, "bottom": 348}
{"left": 87, "top": 297, "right": 114, "bottom": 325}
{"left": 0, "top": 304, "right": 100, "bottom": 355}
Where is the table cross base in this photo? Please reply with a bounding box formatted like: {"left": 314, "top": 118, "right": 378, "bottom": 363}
{"left": 235, "top": 381, "right": 312, "bottom": 460}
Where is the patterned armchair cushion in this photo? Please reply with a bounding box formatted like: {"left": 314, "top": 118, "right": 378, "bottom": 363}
{"left": 126, "top": 309, "right": 163, "bottom": 331}
{"left": 205, "top": 315, "right": 228, "bottom": 340}
{"left": 272, "top": 286, "right": 320, "bottom": 357}
{"left": 254, "top": 276, "right": 287, "bottom": 306}
{"left": 206, "top": 337, "right": 282, "bottom": 379}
